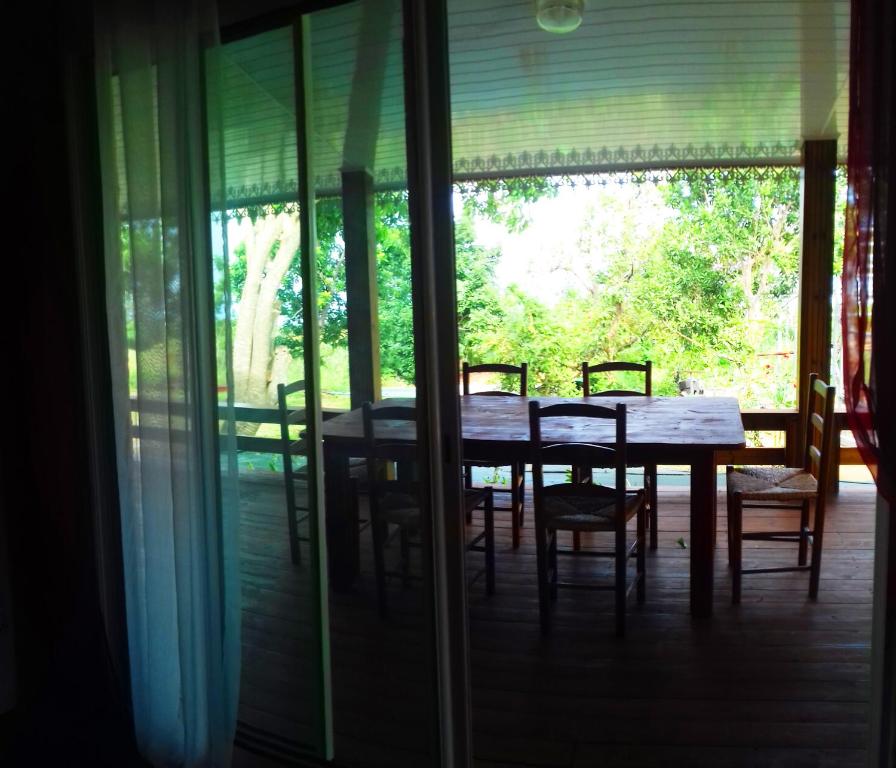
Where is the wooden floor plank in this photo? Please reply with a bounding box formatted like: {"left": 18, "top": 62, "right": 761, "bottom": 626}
{"left": 236, "top": 475, "right": 875, "bottom": 767}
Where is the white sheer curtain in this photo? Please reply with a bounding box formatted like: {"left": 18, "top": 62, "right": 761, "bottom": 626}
{"left": 94, "top": 1, "right": 240, "bottom": 765}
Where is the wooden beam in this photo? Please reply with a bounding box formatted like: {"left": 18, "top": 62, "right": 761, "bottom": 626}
{"left": 798, "top": 140, "right": 837, "bottom": 409}
{"left": 342, "top": 0, "right": 395, "bottom": 171}
{"left": 342, "top": 169, "right": 382, "bottom": 409}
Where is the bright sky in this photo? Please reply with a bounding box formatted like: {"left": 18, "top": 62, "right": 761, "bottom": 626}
{"left": 456, "top": 182, "right": 673, "bottom": 305}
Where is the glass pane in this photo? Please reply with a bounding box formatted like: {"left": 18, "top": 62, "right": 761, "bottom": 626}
{"left": 212, "top": 25, "right": 326, "bottom": 754}
{"left": 308, "top": 3, "right": 436, "bottom": 765}
{"left": 213, "top": 4, "right": 439, "bottom": 764}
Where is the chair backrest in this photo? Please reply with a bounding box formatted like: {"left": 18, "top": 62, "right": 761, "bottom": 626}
{"left": 277, "top": 379, "right": 307, "bottom": 513}
{"left": 462, "top": 361, "right": 528, "bottom": 396}
{"left": 529, "top": 400, "right": 629, "bottom": 531}
{"left": 362, "top": 402, "right": 420, "bottom": 508}
{"left": 802, "top": 373, "right": 837, "bottom": 492}
{"left": 581, "top": 360, "right": 652, "bottom": 397}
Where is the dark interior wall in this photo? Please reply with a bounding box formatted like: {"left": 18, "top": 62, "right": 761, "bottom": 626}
{"left": 0, "top": 2, "right": 139, "bottom": 765}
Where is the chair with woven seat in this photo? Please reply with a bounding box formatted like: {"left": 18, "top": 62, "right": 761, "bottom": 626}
{"left": 529, "top": 400, "right": 647, "bottom": 636}
{"left": 363, "top": 402, "right": 495, "bottom": 616}
{"left": 726, "top": 373, "right": 836, "bottom": 603}
{"left": 277, "top": 379, "right": 312, "bottom": 565}
{"left": 579, "top": 360, "right": 658, "bottom": 550}
{"left": 462, "top": 361, "right": 528, "bottom": 548}
{"left": 278, "top": 381, "right": 366, "bottom": 565}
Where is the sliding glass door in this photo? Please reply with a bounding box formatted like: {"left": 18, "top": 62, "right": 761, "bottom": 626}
{"left": 211, "top": 21, "right": 333, "bottom": 759}
{"left": 211, "top": 2, "right": 466, "bottom": 764}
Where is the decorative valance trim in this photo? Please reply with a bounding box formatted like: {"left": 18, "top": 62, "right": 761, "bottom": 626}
{"left": 223, "top": 161, "right": 806, "bottom": 215}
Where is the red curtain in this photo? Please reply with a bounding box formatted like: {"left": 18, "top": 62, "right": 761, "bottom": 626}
{"left": 843, "top": 0, "right": 894, "bottom": 502}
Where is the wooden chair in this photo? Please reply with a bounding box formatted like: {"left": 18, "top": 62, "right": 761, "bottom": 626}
{"left": 529, "top": 401, "right": 647, "bottom": 637}
{"left": 363, "top": 402, "right": 495, "bottom": 616}
{"left": 726, "top": 373, "right": 836, "bottom": 603}
{"left": 580, "top": 361, "right": 658, "bottom": 550}
{"left": 277, "top": 379, "right": 311, "bottom": 565}
{"left": 462, "top": 362, "right": 528, "bottom": 548}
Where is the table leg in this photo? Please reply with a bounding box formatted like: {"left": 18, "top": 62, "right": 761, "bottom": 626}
{"left": 690, "top": 454, "right": 715, "bottom": 618}
{"left": 325, "top": 450, "right": 358, "bottom": 591}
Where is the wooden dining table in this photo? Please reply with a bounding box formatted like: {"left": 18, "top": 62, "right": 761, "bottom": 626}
{"left": 321, "top": 395, "right": 745, "bottom": 618}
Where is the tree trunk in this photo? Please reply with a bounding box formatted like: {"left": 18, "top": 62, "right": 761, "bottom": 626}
{"left": 232, "top": 213, "right": 301, "bottom": 436}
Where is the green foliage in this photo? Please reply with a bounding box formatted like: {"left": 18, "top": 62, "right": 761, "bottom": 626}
{"left": 456, "top": 177, "right": 558, "bottom": 232}
{"left": 273, "top": 200, "right": 349, "bottom": 355}
{"left": 467, "top": 172, "right": 803, "bottom": 406}
{"left": 225, "top": 170, "right": 804, "bottom": 410}
{"left": 264, "top": 189, "right": 523, "bottom": 386}
{"left": 375, "top": 192, "right": 415, "bottom": 382}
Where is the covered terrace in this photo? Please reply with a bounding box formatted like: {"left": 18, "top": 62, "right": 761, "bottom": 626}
{"left": 206, "top": 1, "right": 879, "bottom": 766}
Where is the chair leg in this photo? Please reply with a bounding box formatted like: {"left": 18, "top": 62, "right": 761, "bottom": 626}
{"left": 286, "top": 478, "right": 301, "bottom": 565}
{"left": 636, "top": 502, "right": 646, "bottom": 604}
{"left": 400, "top": 527, "right": 411, "bottom": 587}
{"left": 615, "top": 524, "right": 627, "bottom": 637}
{"left": 485, "top": 491, "right": 495, "bottom": 595}
{"left": 730, "top": 492, "right": 743, "bottom": 604}
{"left": 726, "top": 499, "right": 732, "bottom": 567}
{"left": 798, "top": 499, "right": 810, "bottom": 566}
{"left": 809, "top": 499, "right": 827, "bottom": 600}
{"left": 535, "top": 521, "right": 551, "bottom": 634}
{"left": 464, "top": 465, "right": 473, "bottom": 523}
{"left": 371, "top": 517, "right": 388, "bottom": 618}
{"left": 288, "top": 508, "right": 301, "bottom": 566}
{"left": 511, "top": 466, "right": 521, "bottom": 550}
{"left": 726, "top": 467, "right": 733, "bottom": 567}
{"left": 549, "top": 529, "right": 558, "bottom": 601}
{"left": 572, "top": 464, "right": 590, "bottom": 552}
{"left": 647, "top": 463, "right": 658, "bottom": 550}
{"left": 517, "top": 462, "right": 526, "bottom": 528}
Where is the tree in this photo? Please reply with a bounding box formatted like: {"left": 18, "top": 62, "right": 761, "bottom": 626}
{"left": 651, "top": 172, "right": 801, "bottom": 404}
{"left": 223, "top": 171, "right": 802, "bottom": 417}
{"left": 229, "top": 213, "right": 300, "bottom": 432}
{"left": 454, "top": 171, "right": 802, "bottom": 406}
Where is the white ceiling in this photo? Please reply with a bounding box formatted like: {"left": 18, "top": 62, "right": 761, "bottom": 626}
{"left": 215, "top": 0, "right": 849, "bottom": 205}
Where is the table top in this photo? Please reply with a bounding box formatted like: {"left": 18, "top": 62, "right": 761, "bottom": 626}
{"left": 322, "top": 395, "right": 745, "bottom": 457}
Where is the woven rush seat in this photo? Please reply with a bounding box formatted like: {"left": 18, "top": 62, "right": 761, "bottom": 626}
{"left": 379, "top": 492, "right": 421, "bottom": 527}
{"left": 543, "top": 486, "right": 643, "bottom": 531}
{"left": 381, "top": 488, "right": 492, "bottom": 527}
{"left": 728, "top": 466, "right": 818, "bottom": 500}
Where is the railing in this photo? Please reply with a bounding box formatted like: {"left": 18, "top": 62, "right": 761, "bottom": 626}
{"left": 231, "top": 405, "right": 347, "bottom": 454}
{"left": 126, "top": 400, "right": 341, "bottom": 455}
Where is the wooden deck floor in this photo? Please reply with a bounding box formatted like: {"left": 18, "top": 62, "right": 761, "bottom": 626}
{"left": 235, "top": 473, "right": 875, "bottom": 768}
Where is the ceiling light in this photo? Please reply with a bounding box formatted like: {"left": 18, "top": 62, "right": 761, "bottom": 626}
{"left": 536, "top": 0, "right": 584, "bottom": 34}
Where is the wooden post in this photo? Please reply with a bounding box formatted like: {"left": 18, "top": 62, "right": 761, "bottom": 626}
{"left": 797, "top": 140, "right": 836, "bottom": 449}
{"left": 342, "top": 168, "right": 381, "bottom": 409}
{"left": 784, "top": 417, "right": 800, "bottom": 467}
